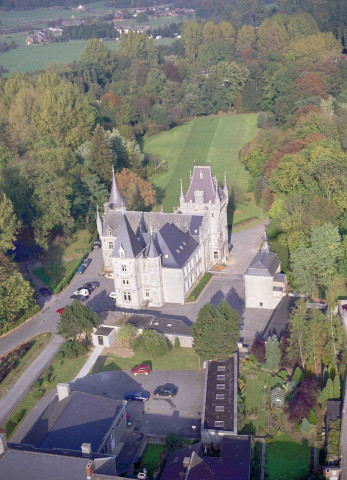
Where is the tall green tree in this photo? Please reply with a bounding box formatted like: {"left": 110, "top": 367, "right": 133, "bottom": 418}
{"left": 0, "top": 192, "right": 21, "bottom": 253}
{"left": 89, "top": 124, "right": 113, "bottom": 182}
{"left": 265, "top": 334, "right": 280, "bottom": 371}
{"left": 191, "top": 300, "right": 240, "bottom": 360}
{"left": 57, "top": 300, "right": 99, "bottom": 341}
{"left": 288, "top": 298, "right": 309, "bottom": 370}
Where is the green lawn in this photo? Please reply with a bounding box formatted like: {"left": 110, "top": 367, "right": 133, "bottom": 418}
{"left": 242, "top": 367, "right": 268, "bottom": 435}
{"left": 266, "top": 434, "right": 311, "bottom": 480}
{"left": 144, "top": 114, "right": 262, "bottom": 226}
{"left": 93, "top": 347, "right": 201, "bottom": 373}
{"left": 140, "top": 444, "right": 165, "bottom": 478}
{"left": 33, "top": 258, "right": 81, "bottom": 291}
{"left": 3, "top": 345, "right": 88, "bottom": 438}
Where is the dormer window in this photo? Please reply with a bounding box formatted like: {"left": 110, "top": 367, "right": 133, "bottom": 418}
{"left": 107, "top": 226, "right": 112, "bottom": 236}
{"left": 200, "top": 171, "right": 203, "bottom": 179}
{"left": 119, "top": 245, "right": 125, "bottom": 258}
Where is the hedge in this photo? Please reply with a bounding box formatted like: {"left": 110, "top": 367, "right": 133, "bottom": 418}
{"left": 186, "top": 273, "right": 212, "bottom": 302}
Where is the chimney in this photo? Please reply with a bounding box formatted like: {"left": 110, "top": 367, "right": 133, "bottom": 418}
{"left": 57, "top": 383, "right": 70, "bottom": 401}
{"left": 0, "top": 432, "right": 7, "bottom": 455}
{"left": 86, "top": 460, "right": 95, "bottom": 479}
{"left": 81, "top": 443, "right": 92, "bottom": 455}
{"left": 183, "top": 457, "right": 190, "bottom": 469}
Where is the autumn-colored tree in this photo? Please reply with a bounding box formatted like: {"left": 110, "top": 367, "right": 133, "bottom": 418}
{"left": 116, "top": 168, "right": 156, "bottom": 210}
{"left": 297, "top": 72, "right": 328, "bottom": 98}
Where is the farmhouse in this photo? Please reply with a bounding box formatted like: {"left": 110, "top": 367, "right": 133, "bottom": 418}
{"left": 97, "top": 165, "right": 229, "bottom": 309}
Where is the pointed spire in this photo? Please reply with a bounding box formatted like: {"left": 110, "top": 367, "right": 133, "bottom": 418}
{"left": 96, "top": 204, "right": 103, "bottom": 237}
{"left": 223, "top": 171, "right": 228, "bottom": 196}
{"left": 146, "top": 231, "right": 160, "bottom": 258}
{"left": 261, "top": 232, "right": 270, "bottom": 254}
{"left": 113, "top": 214, "right": 143, "bottom": 258}
{"left": 108, "top": 167, "right": 127, "bottom": 211}
{"left": 180, "top": 178, "right": 184, "bottom": 199}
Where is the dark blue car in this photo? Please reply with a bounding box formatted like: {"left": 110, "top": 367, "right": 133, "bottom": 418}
{"left": 125, "top": 391, "right": 150, "bottom": 402}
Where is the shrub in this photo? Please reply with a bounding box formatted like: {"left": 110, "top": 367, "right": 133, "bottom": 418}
{"left": 251, "top": 339, "right": 266, "bottom": 363}
{"left": 278, "top": 369, "right": 289, "bottom": 381}
{"left": 133, "top": 330, "right": 170, "bottom": 357}
{"left": 292, "top": 367, "right": 304, "bottom": 384}
{"left": 60, "top": 341, "right": 87, "bottom": 359}
{"left": 174, "top": 337, "right": 180, "bottom": 349}
{"left": 300, "top": 417, "right": 310, "bottom": 435}
{"left": 308, "top": 409, "right": 317, "bottom": 425}
{"left": 116, "top": 324, "right": 138, "bottom": 348}
{"left": 13, "top": 409, "right": 25, "bottom": 424}
{"left": 32, "top": 388, "right": 46, "bottom": 400}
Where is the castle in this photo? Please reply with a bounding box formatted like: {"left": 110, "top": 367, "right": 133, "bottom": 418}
{"left": 97, "top": 165, "right": 229, "bottom": 308}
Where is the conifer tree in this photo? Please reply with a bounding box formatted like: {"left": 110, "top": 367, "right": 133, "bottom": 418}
{"left": 333, "top": 376, "right": 341, "bottom": 399}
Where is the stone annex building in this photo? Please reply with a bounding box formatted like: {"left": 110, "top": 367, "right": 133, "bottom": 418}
{"left": 97, "top": 165, "right": 229, "bottom": 308}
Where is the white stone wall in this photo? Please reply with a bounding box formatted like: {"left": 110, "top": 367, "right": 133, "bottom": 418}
{"left": 244, "top": 274, "right": 274, "bottom": 309}
{"left": 162, "top": 268, "right": 184, "bottom": 304}
{"left": 140, "top": 256, "right": 164, "bottom": 307}
{"left": 112, "top": 256, "right": 143, "bottom": 308}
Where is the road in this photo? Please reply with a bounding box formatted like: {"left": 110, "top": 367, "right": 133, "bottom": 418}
{"left": 0, "top": 220, "right": 269, "bottom": 425}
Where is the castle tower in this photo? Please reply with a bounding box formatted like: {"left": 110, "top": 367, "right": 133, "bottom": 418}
{"left": 141, "top": 229, "right": 164, "bottom": 306}
{"left": 104, "top": 167, "right": 127, "bottom": 214}
{"left": 177, "top": 165, "right": 229, "bottom": 264}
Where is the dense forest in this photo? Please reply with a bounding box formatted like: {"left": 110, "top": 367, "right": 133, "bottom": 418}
{"left": 0, "top": 2, "right": 346, "bottom": 331}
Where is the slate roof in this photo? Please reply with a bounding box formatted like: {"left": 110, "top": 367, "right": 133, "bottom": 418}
{"left": 125, "top": 313, "right": 192, "bottom": 337}
{"left": 327, "top": 400, "right": 342, "bottom": 424}
{"left": 112, "top": 214, "right": 143, "bottom": 259}
{"left": 245, "top": 250, "right": 280, "bottom": 277}
{"left": 102, "top": 210, "right": 204, "bottom": 239}
{"left": 23, "top": 391, "right": 124, "bottom": 453}
{"left": 144, "top": 233, "right": 160, "bottom": 258}
{"left": 184, "top": 166, "right": 226, "bottom": 204}
{"left": 156, "top": 223, "right": 199, "bottom": 268}
{"left": 161, "top": 435, "right": 251, "bottom": 480}
{"left": 0, "top": 449, "right": 89, "bottom": 480}
{"left": 108, "top": 168, "right": 126, "bottom": 209}
{"left": 204, "top": 357, "right": 236, "bottom": 433}
{"left": 94, "top": 326, "right": 115, "bottom": 336}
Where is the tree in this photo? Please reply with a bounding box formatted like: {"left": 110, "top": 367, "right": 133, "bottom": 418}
{"left": 89, "top": 124, "right": 113, "bottom": 183}
{"left": 251, "top": 339, "right": 266, "bottom": 363}
{"left": 191, "top": 300, "right": 241, "bottom": 360}
{"left": 181, "top": 21, "right": 202, "bottom": 61}
{"left": 57, "top": 300, "right": 99, "bottom": 341}
{"left": 116, "top": 168, "right": 156, "bottom": 210}
{"left": 133, "top": 329, "right": 170, "bottom": 357}
{"left": 292, "top": 366, "right": 304, "bottom": 384}
{"left": 333, "top": 375, "right": 341, "bottom": 399}
{"left": 0, "top": 253, "right": 34, "bottom": 328}
{"left": 236, "top": 24, "right": 255, "bottom": 53}
{"left": 289, "top": 377, "right": 319, "bottom": 423}
{"left": 326, "top": 378, "right": 334, "bottom": 400}
{"left": 288, "top": 299, "right": 309, "bottom": 370}
{"left": 0, "top": 192, "right": 21, "bottom": 253}
{"left": 209, "top": 61, "right": 249, "bottom": 108}
{"left": 265, "top": 334, "right": 280, "bottom": 371}
{"left": 116, "top": 324, "right": 137, "bottom": 348}
{"left": 306, "top": 309, "right": 327, "bottom": 375}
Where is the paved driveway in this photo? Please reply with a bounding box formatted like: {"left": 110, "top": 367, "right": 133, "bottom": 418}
{"left": 71, "top": 369, "right": 205, "bottom": 438}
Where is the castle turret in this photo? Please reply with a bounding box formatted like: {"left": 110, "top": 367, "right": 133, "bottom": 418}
{"left": 108, "top": 167, "right": 127, "bottom": 211}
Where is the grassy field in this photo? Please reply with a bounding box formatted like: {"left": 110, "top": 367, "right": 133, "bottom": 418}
{"left": 93, "top": 347, "right": 201, "bottom": 373}
{"left": 144, "top": 114, "right": 261, "bottom": 227}
{"left": 266, "top": 434, "right": 311, "bottom": 480}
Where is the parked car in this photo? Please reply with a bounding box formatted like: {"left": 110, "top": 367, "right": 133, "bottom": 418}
{"left": 82, "top": 258, "right": 92, "bottom": 268}
{"left": 56, "top": 308, "right": 65, "bottom": 314}
{"left": 131, "top": 364, "right": 151, "bottom": 376}
{"left": 105, "top": 273, "right": 114, "bottom": 279}
{"left": 109, "top": 291, "right": 117, "bottom": 299}
{"left": 83, "top": 281, "right": 100, "bottom": 291}
{"left": 94, "top": 239, "right": 101, "bottom": 249}
{"left": 76, "top": 264, "right": 86, "bottom": 274}
{"left": 70, "top": 294, "right": 89, "bottom": 302}
{"left": 154, "top": 384, "right": 178, "bottom": 397}
{"left": 125, "top": 391, "right": 150, "bottom": 402}
{"left": 73, "top": 288, "right": 90, "bottom": 297}
{"left": 342, "top": 304, "right": 347, "bottom": 311}
{"left": 39, "top": 287, "right": 52, "bottom": 297}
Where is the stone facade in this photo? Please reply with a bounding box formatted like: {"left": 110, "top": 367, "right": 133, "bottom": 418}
{"left": 244, "top": 235, "right": 287, "bottom": 310}
{"left": 98, "top": 166, "right": 229, "bottom": 309}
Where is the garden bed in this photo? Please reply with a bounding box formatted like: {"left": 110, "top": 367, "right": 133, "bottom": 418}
{"left": 139, "top": 444, "right": 165, "bottom": 478}
{"left": 186, "top": 273, "right": 212, "bottom": 302}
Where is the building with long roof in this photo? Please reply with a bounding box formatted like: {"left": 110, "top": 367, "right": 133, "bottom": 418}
{"left": 97, "top": 165, "right": 228, "bottom": 308}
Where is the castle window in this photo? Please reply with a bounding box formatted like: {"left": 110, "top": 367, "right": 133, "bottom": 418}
{"left": 200, "top": 171, "right": 203, "bottom": 179}
{"left": 214, "top": 251, "right": 218, "bottom": 260}
{"left": 122, "top": 277, "right": 129, "bottom": 286}
{"left": 144, "top": 289, "right": 150, "bottom": 298}
{"left": 109, "top": 241, "right": 114, "bottom": 250}
{"left": 123, "top": 291, "right": 131, "bottom": 302}
{"left": 107, "top": 226, "right": 112, "bottom": 236}
{"left": 122, "top": 265, "right": 127, "bottom": 272}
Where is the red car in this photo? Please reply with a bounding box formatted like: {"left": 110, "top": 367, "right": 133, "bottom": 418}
{"left": 342, "top": 304, "right": 347, "bottom": 311}
{"left": 131, "top": 364, "right": 151, "bottom": 376}
{"left": 56, "top": 308, "right": 65, "bottom": 314}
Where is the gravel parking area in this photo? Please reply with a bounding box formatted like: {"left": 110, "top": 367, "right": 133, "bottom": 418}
{"left": 71, "top": 369, "right": 205, "bottom": 438}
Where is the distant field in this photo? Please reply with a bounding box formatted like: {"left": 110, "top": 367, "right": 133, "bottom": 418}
{"left": 144, "top": 114, "right": 261, "bottom": 227}
{"left": 0, "top": 37, "right": 175, "bottom": 74}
